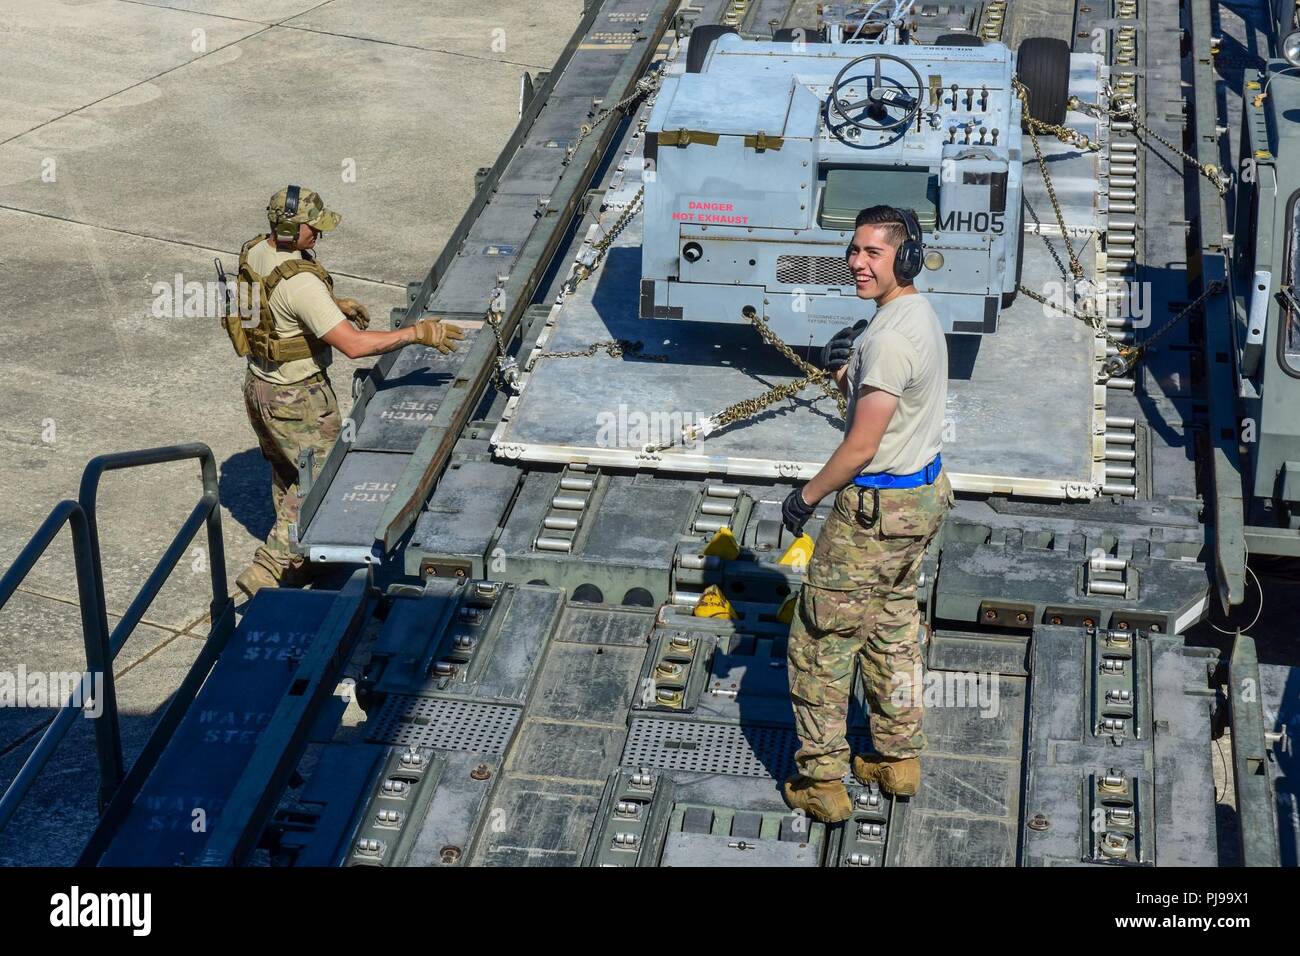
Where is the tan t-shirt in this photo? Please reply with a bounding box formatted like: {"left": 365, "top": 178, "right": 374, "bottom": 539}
{"left": 845, "top": 292, "right": 948, "bottom": 475}
{"left": 245, "top": 239, "right": 344, "bottom": 385}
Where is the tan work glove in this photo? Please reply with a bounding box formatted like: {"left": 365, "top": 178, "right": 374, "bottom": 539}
{"left": 411, "top": 318, "right": 466, "bottom": 354}
{"left": 335, "top": 297, "right": 370, "bottom": 330}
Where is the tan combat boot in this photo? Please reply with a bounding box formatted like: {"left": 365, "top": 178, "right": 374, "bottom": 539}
{"left": 235, "top": 563, "right": 279, "bottom": 601}
{"left": 782, "top": 775, "right": 853, "bottom": 823}
{"left": 852, "top": 754, "right": 921, "bottom": 796}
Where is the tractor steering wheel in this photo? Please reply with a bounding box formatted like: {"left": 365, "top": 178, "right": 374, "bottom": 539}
{"left": 827, "top": 53, "right": 925, "bottom": 133}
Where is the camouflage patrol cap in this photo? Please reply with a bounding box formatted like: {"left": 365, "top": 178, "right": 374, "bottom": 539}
{"left": 266, "top": 185, "right": 342, "bottom": 234}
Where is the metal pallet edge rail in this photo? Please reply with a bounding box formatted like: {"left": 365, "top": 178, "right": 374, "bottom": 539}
{"left": 0, "top": 444, "right": 235, "bottom": 831}
{"left": 1228, "top": 633, "right": 1281, "bottom": 866}
{"left": 293, "top": 0, "right": 603, "bottom": 549}
{"left": 377, "top": 0, "right": 679, "bottom": 552}
{"left": 1187, "top": 0, "right": 1247, "bottom": 609}
{"left": 295, "top": 0, "right": 680, "bottom": 556}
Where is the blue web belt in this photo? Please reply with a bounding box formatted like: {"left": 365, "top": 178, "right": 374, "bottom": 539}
{"left": 852, "top": 454, "right": 942, "bottom": 490}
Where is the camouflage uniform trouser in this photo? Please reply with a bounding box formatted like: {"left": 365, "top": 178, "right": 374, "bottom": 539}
{"left": 242, "top": 367, "right": 341, "bottom": 580}
{"left": 788, "top": 471, "right": 952, "bottom": 780}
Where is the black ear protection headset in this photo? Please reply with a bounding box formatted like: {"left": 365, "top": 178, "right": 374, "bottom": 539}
{"left": 272, "top": 184, "right": 302, "bottom": 244}
{"left": 892, "top": 207, "right": 924, "bottom": 283}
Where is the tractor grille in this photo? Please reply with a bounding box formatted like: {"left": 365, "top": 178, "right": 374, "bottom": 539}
{"left": 775, "top": 254, "right": 854, "bottom": 287}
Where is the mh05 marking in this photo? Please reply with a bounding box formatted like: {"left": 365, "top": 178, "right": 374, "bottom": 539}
{"left": 937, "top": 210, "right": 1006, "bottom": 233}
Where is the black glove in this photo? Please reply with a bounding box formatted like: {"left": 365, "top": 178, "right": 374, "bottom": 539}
{"left": 781, "top": 487, "right": 817, "bottom": 536}
{"left": 819, "top": 319, "right": 868, "bottom": 372}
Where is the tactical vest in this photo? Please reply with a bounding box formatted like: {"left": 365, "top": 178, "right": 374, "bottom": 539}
{"left": 222, "top": 234, "right": 334, "bottom": 363}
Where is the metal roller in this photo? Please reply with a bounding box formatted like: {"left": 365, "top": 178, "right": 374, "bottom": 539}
{"left": 700, "top": 501, "right": 736, "bottom": 516}
{"left": 670, "top": 590, "right": 702, "bottom": 606}
{"left": 543, "top": 515, "right": 579, "bottom": 531}
{"left": 560, "top": 476, "right": 594, "bottom": 492}
{"left": 1088, "top": 579, "right": 1130, "bottom": 593}
{"left": 1105, "top": 447, "right": 1137, "bottom": 461}
{"left": 1101, "top": 483, "right": 1138, "bottom": 497}
{"left": 677, "top": 552, "right": 719, "bottom": 571}
{"left": 1104, "top": 431, "right": 1136, "bottom": 445}
{"left": 1090, "top": 557, "right": 1129, "bottom": 571}
{"left": 1105, "top": 465, "right": 1137, "bottom": 479}
{"left": 535, "top": 535, "right": 574, "bottom": 552}
{"left": 1106, "top": 376, "right": 1136, "bottom": 389}
{"left": 706, "top": 484, "right": 742, "bottom": 498}
{"left": 1108, "top": 188, "right": 1137, "bottom": 200}
{"left": 1106, "top": 416, "right": 1136, "bottom": 428}
{"left": 552, "top": 494, "right": 587, "bottom": 510}
{"left": 1109, "top": 201, "right": 1137, "bottom": 213}
{"left": 693, "top": 517, "right": 726, "bottom": 533}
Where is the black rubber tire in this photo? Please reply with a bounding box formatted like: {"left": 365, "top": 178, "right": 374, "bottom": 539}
{"left": 1016, "top": 37, "right": 1071, "bottom": 127}
{"left": 773, "top": 26, "right": 826, "bottom": 43}
{"left": 1001, "top": 219, "right": 1025, "bottom": 309}
{"left": 685, "top": 25, "right": 739, "bottom": 73}
{"left": 935, "top": 33, "right": 983, "bottom": 46}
